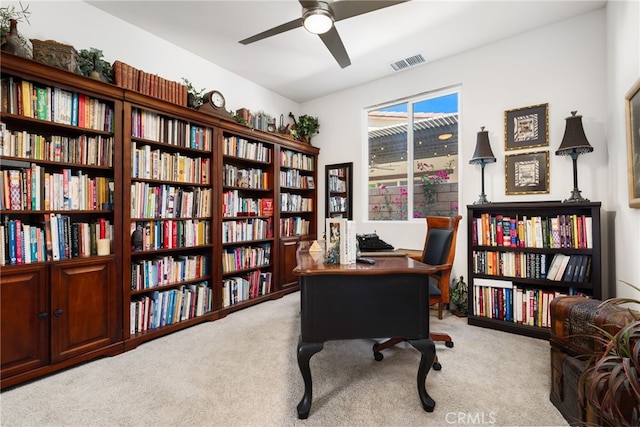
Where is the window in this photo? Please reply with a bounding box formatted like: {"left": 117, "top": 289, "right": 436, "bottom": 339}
{"left": 367, "top": 89, "right": 459, "bottom": 221}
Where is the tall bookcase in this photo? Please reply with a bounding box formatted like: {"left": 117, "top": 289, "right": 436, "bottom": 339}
{"left": 325, "top": 162, "right": 353, "bottom": 219}
{"left": 278, "top": 146, "right": 318, "bottom": 289}
{"left": 220, "top": 129, "right": 275, "bottom": 310}
{"left": 0, "top": 54, "right": 123, "bottom": 388}
{"left": 466, "top": 201, "right": 602, "bottom": 339}
{"left": 121, "top": 92, "right": 217, "bottom": 349}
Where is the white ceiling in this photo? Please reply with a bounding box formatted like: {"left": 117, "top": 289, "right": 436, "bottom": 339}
{"left": 86, "top": 0, "right": 607, "bottom": 104}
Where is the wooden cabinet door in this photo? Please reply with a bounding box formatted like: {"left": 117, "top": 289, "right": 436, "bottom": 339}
{"left": 279, "top": 238, "right": 300, "bottom": 290}
{"left": 50, "top": 257, "right": 117, "bottom": 362}
{"left": 1, "top": 265, "right": 50, "bottom": 378}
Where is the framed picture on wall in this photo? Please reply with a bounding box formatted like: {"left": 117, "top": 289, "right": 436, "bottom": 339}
{"left": 626, "top": 77, "right": 640, "bottom": 208}
{"left": 505, "top": 151, "right": 550, "bottom": 195}
{"left": 504, "top": 103, "right": 549, "bottom": 151}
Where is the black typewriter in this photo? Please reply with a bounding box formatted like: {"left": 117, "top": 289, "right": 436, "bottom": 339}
{"left": 356, "top": 233, "right": 394, "bottom": 252}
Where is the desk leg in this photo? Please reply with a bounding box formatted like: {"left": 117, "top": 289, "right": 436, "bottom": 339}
{"left": 408, "top": 338, "right": 436, "bottom": 412}
{"left": 296, "top": 338, "right": 324, "bottom": 419}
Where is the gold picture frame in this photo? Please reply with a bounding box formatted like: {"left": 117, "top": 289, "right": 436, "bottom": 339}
{"left": 504, "top": 103, "right": 549, "bottom": 151}
{"left": 626, "top": 77, "right": 640, "bottom": 208}
{"left": 505, "top": 151, "right": 550, "bottom": 195}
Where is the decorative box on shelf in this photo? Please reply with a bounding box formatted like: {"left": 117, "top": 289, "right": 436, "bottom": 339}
{"left": 30, "top": 39, "right": 78, "bottom": 73}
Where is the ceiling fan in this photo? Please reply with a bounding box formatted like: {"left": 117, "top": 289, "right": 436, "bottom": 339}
{"left": 239, "top": 0, "right": 409, "bottom": 69}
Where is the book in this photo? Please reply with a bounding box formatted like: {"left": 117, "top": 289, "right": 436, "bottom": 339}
{"left": 473, "top": 277, "right": 513, "bottom": 289}
{"left": 546, "top": 254, "right": 565, "bottom": 281}
{"left": 8, "top": 169, "right": 22, "bottom": 210}
{"left": 575, "top": 255, "right": 589, "bottom": 282}
{"left": 584, "top": 216, "right": 593, "bottom": 248}
{"left": 260, "top": 198, "right": 274, "bottom": 216}
{"left": 554, "top": 254, "right": 571, "bottom": 280}
{"left": 561, "top": 255, "right": 578, "bottom": 281}
{"left": 340, "top": 220, "right": 356, "bottom": 265}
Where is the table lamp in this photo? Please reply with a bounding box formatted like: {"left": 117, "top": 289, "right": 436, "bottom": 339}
{"left": 469, "top": 127, "right": 496, "bottom": 204}
{"left": 555, "top": 111, "right": 593, "bottom": 202}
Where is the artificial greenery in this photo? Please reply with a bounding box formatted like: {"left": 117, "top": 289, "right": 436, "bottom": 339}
{"left": 295, "top": 114, "right": 320, "bottom": 143}
{"left": 0, "top": 1, "right": 30, "bottom": 41}
{"left": 232, "top": 111, "right": 253, "bottom": 129}
{"left": 181, "top": 78, "right": 205, "bottom": 108}
{"left": 77, "top": 48, "right": 112, "bottom": 83}
{"left": 578, "top": 281, "right": 640, "bottom": 427}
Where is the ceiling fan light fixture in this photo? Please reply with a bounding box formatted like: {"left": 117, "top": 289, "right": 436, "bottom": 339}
{"left": 303, "top": 3, "right": 334, "bottom": 35}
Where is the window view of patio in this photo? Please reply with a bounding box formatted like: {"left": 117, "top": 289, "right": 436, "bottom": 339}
{"left": 367, "top": 91, "right": 459, "bottom": 221}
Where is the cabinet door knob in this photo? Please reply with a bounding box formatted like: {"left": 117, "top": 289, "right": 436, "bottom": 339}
{"left": 38, "top": 312, "right": 48, "bottom": 319}
{"left": 54, "top": 309, "right": 63, "bottom": 317}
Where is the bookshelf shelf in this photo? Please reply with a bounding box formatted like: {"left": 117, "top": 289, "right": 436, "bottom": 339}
{"left": 466, "top": 201, "right": 602, "bottom": 339}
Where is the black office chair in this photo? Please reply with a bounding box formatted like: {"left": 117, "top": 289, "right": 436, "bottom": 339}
{"left": 373, "top": 215, "right": 462, "bottom": 370}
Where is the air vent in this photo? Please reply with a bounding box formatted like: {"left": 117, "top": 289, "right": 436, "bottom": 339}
{"left": 389, "top": 54, "right": 426, "bottom": 72}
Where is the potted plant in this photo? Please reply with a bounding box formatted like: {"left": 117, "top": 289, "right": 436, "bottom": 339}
{"left": 77, "top": 48, "right": 112, "bottom": 83}
{"left": 296, "top": 114, "right": 320, "bottom": 143}
{"left": 0, "top": 1, "right": 31, "bottom": 57}
{"left": 181, "top": 78, "right": 206, "bottom": 109}
{"left": 289, "top": 112, "right": 319, "bottom": 144}
{"left": 578, "top": 281, "right": 640, "bottom": 427}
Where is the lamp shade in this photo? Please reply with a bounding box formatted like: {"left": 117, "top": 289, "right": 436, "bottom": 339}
{"left": 303, "top": 3, "right": 334, "bottom": 35}
{"left": 469, "top": 127, "right": 497, "bottom": 164}
{"left": 556, "top": 111, "right": 593, "bottom": 156}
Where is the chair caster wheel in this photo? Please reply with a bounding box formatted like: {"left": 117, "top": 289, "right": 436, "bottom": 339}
{"left": 374, "top": 352, "right": 384, "bottom": 361}
{"left": 445, "top": 341, "right": 454, "bottom": 348}
{"left": 433, "top": 361, "right": 442, "bottom": 370}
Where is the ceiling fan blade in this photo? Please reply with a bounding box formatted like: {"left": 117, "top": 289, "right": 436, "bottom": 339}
{"left": 331, "top": 0, "right": 410, "bottom": 22}
{"left": 319, "top": 26, "right": 351, "bottom": 68}
{"left": 239, "top": 17, "right": 303, "bottom": 45}
{"left": 299, "top": 0, "right": 321, "bottom": 8}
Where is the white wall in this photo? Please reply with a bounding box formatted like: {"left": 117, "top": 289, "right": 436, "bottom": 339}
{"left": 16, "top": 1, "right": 300, "bottom": 119}
{"left": 606, "top": 0, "right": 640, "bottom": 299}
{"left": 304, "top": 10, "right": 608, "bottom": 284}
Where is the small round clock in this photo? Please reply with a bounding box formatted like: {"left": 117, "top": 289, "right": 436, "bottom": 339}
{"left": 203, "top": 90, "right": 226, "bottom": 111}
{"left": 198, "top": 90, "right": 231, "bottom": 118}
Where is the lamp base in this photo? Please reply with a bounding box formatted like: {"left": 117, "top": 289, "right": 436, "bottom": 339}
{"left": 473, "top": 194, "right": 491, "bottom": 205}
{"left": 563, "top": 188, "right": 590, "bottom": 203}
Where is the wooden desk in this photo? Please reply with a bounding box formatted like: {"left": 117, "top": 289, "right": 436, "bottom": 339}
{"left": 293, "top": 241, "right": 437, "bottom": 419}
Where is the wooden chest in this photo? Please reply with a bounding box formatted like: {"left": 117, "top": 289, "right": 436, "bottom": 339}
{"left": 548, "top": 295, "right": 637, "bottom": 426}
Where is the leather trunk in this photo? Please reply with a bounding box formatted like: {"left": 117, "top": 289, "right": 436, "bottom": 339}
{"left": 550, "top": 346, "right": 586, "bottom": 426}
{"left": 549, "top": 295, "right": 638, "bottom": 426}
{"left": 549, "top": 295, "right": 633, "bottom": 356}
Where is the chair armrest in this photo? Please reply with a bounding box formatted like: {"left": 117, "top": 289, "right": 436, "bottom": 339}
{"left": 407, "top": 253, "right": 422, "bottom": 261}
{"left": 429, "top": 263, "right": 452, "bottom": 273}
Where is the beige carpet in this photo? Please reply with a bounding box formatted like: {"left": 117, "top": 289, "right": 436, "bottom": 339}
{"left": 0, "top": 292, "right": 568, "bottom": 427}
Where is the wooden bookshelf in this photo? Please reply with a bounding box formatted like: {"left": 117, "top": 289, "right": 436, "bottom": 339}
{"left": 121, "top": 92, "right": 218, "bottom": 350}
{"left": 0, "top": 53, "right": 124, "bottom": 389}
{"left": 278, "top": 146, "right": 318, "bottom": 289}
{"left": 466, "top": 201, "right": 602, "bottom": 339}
{"left": 325, "top": 162, "right": 353, "bottom": 220}
{"left": 0, "top": 53, "right": 320, "bottom": 386}
{"left": 220, "top": 130, "right": 275, "bottom": 310}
